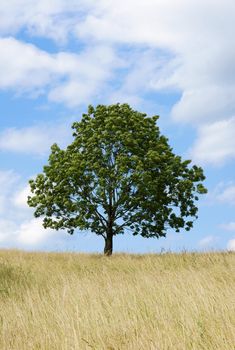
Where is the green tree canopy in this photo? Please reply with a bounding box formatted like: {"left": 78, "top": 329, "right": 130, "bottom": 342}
{"left": 28, "top": 103, "right": 207, "bottom": 255}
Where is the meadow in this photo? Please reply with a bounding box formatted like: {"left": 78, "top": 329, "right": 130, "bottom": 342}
{"left": 0, "top": 250, "right": 234, "bottom": 349}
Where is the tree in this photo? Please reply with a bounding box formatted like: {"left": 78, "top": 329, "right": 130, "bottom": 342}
{"left": 28, "top": 103, "right": 207, "bottom": 255}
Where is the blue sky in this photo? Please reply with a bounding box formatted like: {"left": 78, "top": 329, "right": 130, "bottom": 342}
{"left": 0, "top": 0, "right": 235, "bottom": 253}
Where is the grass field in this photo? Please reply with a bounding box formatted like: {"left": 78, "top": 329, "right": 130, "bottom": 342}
{"left": 0, "top": 250, "right": 234, "bottom": 349}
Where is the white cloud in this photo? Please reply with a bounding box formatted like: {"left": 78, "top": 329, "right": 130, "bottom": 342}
{"left": 0, "top": 38, "right": 57, "bottom": 92}
{"left": 0, "top": 0, "right": 94, "bottom": 42}
{"left": 198, "top": 235, "right": 218, "bottom": 248}
{"left": 216, "top": 184, "right": 235, "bottom": 205}
{"left": 0, "top": 217, "right": 58, "bottom": 247}
{"left": 189, "top": 118, "right": 235, "bottom": 166}
{"left": 16, "top": 218, "right": 57, "bottom": 246}
{"left": 0, "top": 219, "right": 17, "bottom": 243}
{"left": 107, "top": 49, "right": 174, "bottom": 109}
{"left": 12, "top": 185, "right": 32, "bottom": 209}
{"left": 209, "top": 181, "right": 235, "bottom": 205}
{"left": 0, "top": 1, "right": 235, "bottom": 166}
{"left": 221, "top": 222, "right": 235, "bottom": 231}
{"left": 0, "top": 171, "right": 63, "bottom": 248}
{"left": 75, "top": 0, "right": 235, "bottom": 116}
{"left": 227, "top": 239, "right": 235, "bottom": 251}
{"left": 0, "top": 37, "right": 120, "bottom": 107}
{"left": 205, "top": 182, "right": 235, "bottom": 207}
{"left": 171, "top": 86, "right": 235, "bottom": 125}
{"left": 48, "top": 45, "right": 119, "bottom": 107}
{"left": 1, "top": 1, "right": 235, "bottom": 120}
{"left": 74, "top": 0, "right": 235, "bottom": 164}
{"left": 0, "top": 170, "right": 20, "bottom": 214}
{"left": 0, "top": 170, "right": 19, "bottom": 190}
{"left": 0, "top": 172, "right": 77, "bottom": 249}
{"left": 0, "top": 170, "right": 33, "bottom": 221}
{"left": 0, "top": 122, "right": 71, "bottom": 155}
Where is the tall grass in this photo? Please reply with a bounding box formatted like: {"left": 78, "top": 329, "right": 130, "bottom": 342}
{"left": 0, "top": 250, "right": 234, "bottom": 349}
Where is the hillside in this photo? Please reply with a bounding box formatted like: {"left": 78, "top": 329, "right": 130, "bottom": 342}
{"left": 0, "top": 250, "right": 234, "bottom": 349}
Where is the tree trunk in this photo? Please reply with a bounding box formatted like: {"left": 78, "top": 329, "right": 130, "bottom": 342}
{"left": 104, "top": 234, "right": 113, "bottom": 256}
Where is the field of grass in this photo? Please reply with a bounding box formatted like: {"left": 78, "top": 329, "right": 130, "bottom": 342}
{"left": 0, "top": 250, "right": 234, "bottom": 349}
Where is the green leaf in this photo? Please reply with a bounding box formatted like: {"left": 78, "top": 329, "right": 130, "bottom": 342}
{"left": 28, "top": 103, "right": 207, "bottom": 253}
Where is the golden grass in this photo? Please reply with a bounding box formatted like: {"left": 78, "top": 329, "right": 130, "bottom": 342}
{"left": 0, "top": 250, "right": 234, "bottom": 349}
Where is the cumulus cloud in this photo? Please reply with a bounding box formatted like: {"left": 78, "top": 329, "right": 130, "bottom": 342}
{"left": 227, "top": 239, "right": 235, "bottom": 251}
{"left": 0, "top": 219, "right": 18, "bottom": 244}
{"left": 48, "top": 45, "right": 120, "bottom": 107}
{"left": 205, "top": 182, "right": 235, "bottom": 208}
{"left": 217, "top": 184, "right": 235, "bottom": 204}
{"left": 0, "top": 2, "right": 235, "bottom": 130}
{"left": 0, "top": 170, "right": 19, "bottom": 190}
{"left": 221, "top": 222, "right": 235, "bottom": 231}
{"left": 74, "top": 0, "right": 235, "bottom": 165}
{"left": 0, "top": 171, "right": 64, "bottom": 248}
{"left": 16, "top": 218, "right": 57, "bottom": 246}
{"left": 0, "top": 217, "right": 58, "bottom": 247}
{"left": 0, "top": 1, "right": 235, "bottom": 120}
{"left": 0, "top": 37, "right": 121, "bottom": 107}
{"left": 0, "top": 0, "right": 95, "bottom": 42}
{"left": 0, "top": 171, "right": 90, "bottom": 250}
{"left": 189, "top": 117, "right": 235, "bottom": 166}
{"left": 216, "top": 184, "right": 235, "bottom": 205}
{"left": 0, "top": 170, "right": 20, "bottom": 213}
{"left": 12, "top": 185, "right": 32, "bottom": 209}
{"left": 198, "top": 235, "right": 218, "bottom": 248}
{"left": 0, "top": 1, "right": 235, "bottom": 168}
{"left": 0, "top": 122, "right": 71, "bottom": 155}
{"left": 0, "top": 38, "right": 57, "bottom": 92}
{"left": 75, "top": 1, "right": 235, "bottom": 115}
{"left": 171, "top": 87, "right": 235, "bottom": 125}
{"left": 0, "top": 170, "right": 32, "bottom": 220}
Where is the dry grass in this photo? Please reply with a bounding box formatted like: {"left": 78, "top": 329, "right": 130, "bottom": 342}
{"left": 0, "top": 250, "right": 234, "bottom": 349}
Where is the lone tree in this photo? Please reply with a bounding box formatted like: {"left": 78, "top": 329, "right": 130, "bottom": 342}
{"left": 28, "top": 104, "right": 207, "bottom": 255}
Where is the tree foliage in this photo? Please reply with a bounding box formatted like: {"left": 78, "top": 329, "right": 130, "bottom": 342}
{"left": 28, "top": 104, "right": 207, "bottom": 255}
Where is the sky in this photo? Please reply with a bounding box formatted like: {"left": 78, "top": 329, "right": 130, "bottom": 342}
{"left": 0, "top": 0, "right": 235, "bottom": 254}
